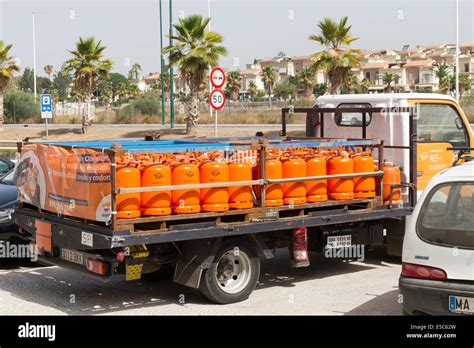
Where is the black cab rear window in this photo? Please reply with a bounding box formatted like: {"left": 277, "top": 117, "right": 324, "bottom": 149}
{"left": 334, "top": 103, "right": 372, "bottom": 127}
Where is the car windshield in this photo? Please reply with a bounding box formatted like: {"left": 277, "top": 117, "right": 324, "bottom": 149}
{"left": 0, "top": 167, "right": 17, "bottom": 186}
{"left": 417, "top": 182, "right": 474, "bottom": 249}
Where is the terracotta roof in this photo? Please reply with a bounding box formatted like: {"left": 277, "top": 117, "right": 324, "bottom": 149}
{"left": 258, "top": 58, "right": 279, "bottom": 64}
{"left": 144, "top": 73, "right": 160, "bottom": 82}
{"left": 240, "top": 69, "right": 261, "bottom": 76}
{"left": 292, "top": 55, "right": 312, "bottom": 61}
{"left": 361, "top": 62, "right": 389, "bottom": 69}
{"left": 403, "top": 59, "right": 435, "bottom": 68}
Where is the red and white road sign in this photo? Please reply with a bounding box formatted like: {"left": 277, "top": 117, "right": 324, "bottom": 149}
{"left": 210, "top": 67, "right": 226, "bottom": 89}
{"left": 209, "top": 89, "right": 226, "bottom": 110}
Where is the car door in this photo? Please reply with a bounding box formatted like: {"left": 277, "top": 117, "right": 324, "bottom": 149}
{"left": 409, "top": 100, "right": 473, "bottom": 191}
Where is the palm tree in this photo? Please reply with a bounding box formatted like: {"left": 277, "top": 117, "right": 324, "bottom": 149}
{"left": 248, "top": 81, "right": 258, "bottom": 101}
{"left": 64, "top": 37, "right": 113, "bottom": 132}
{"left": 341, "top": 71, "right": 360, "bottom": 94}
{"left": 449, "top": 73, "right": 471, "bottom": 98}
{"left": 44, "top": 65, "right": 54, "bottom": 80}
{"left": 382, "top": 72, "right": 398, "bottom": 93}
{"left": 116, "top": 82, "right": 129, "bottom": 100}
{"left": 163, "top": 14, "right": 227, "bottom": 135}
{"left": 299, "top": 67, "right": 317, "bottom": 97}
{"left": 0, "top": 41, "right": 20, "bottom": 129}
{"left": 127, "top": 84, "right": 140, "bottom": 100}
{"left": 359, "top": 78, "right": 370, "bottom": 93}
{"left": 309, "top": 16, "right": 362, "bottom": 94}
{"left": 431, "top": 64, "right": 451, "bottom": 93}
{"left": 128, "top": 63, "right": 142, "bottom": 82}
{"left": 224, "top": 71, "right": 242, "bottom": 101}
{"left": 261, "top": 66, "right": 278, "bottom": 107}
{"left": 159, "top": 71, "right": 171, "bottom": 96}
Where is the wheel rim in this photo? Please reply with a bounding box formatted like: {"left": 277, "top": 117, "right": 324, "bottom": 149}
{"left": 215, "top": 249, "right": 252, "bottom": 294}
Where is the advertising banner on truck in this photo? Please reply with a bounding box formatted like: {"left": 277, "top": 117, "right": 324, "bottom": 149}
{"left": 17, "top": 144, "right": 112, "bottom": 222}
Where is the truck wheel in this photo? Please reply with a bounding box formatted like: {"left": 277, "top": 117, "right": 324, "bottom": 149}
{"left": 199, "top": 238, "right": 260, "bottom": 304}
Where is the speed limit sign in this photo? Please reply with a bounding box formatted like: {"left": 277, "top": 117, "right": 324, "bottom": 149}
{"left": 210, "top": 89, "right": 226, "bottom": 110}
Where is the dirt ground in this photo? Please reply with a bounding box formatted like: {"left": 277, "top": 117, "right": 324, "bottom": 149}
{"left": 0, "top": 126, "right": 294, "bottom": 143}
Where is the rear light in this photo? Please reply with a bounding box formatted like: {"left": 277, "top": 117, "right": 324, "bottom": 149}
{"left": 402, "top": 262, "right": 447, "bottom": 281}
{"left": 85, "top": 258, "right": 108, "bottom": 276}
{"left": 116, "top": 251, "right": 125, "bottom": 262}
{"left": 290, "top": 227, "right": 309, "bottom": 268}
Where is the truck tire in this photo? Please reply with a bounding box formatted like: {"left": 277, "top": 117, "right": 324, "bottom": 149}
{"left": 199, "top": 238, "right": 260, "bottom": 304}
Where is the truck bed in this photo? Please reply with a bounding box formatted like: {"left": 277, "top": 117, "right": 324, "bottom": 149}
{"left": 14, "top": 197, "right": 411, "bottom": 251}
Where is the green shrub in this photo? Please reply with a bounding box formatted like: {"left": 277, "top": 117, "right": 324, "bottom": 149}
{"left": 118, "top": 93, "right": 161, "bottom": 121}
{"left": 3, "top": 88, "right": 39, "bottom": 123}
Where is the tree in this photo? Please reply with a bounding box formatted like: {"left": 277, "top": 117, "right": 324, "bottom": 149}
{"left": 431, "top": 63, "right": 450, "bottom": 93}
{"left": 44, "top": 65, "right": 54, "bottom": 80}
{"left": 449, "top": 73, "right": 471, "bottom": 98}
{"left": 63, "top": 37, "right": 113, "bottom": 132}
{"left": 299, "top": 67, "right": 316, "bottom": 97}
{"left": 163, "top": 14, "right": 227, "bottom": 135}
{"left": 341, "top": 71, "right": 360, "bottom": 94}
{"left": 274, "top": 79, "right": 297, "bottom": 100}
{"left": 116, "top": 82, "right": 129, "bottom": 100}
{"left": 309, "top": 16, "right": 362, "bottom": 94}
{"left": 18, "top": 67, "right": 35, "bottom": 92}
{"left": 0, "top": 40, "right": 20, "bottom": 128}
{"left": 224, "top": 70, "right": 242, "bottom": 101}
{"left": 248, "top": 81, "right": 258, "bottom": 101}
{"left": 261, "top": 66, "right": 278, "bottom": 107}
{"left": 128, "top": 63, "right": 142, "bottom": 82}
{"left": 127, "top": 84, "right": 140, "bottom": 100}
{"left": 382, "top": 72, "right": 398, "bottom": 93}
{"left": 359, "top": 78, "right": 370, "bottom": 93}
{"left": 52, "top": 67, "right": 73, "bottom": 103}
{"left": 313, "top": 82, "right": 328, "bottom": 97}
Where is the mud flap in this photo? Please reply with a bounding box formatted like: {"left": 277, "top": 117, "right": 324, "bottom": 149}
{"left": 173, "top": 237, "right": 223, "bottom": 289}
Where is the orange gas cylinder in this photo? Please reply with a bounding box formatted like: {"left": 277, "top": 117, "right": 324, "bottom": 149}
{"left": 140, "top": 163, "right": 171, "bottom": 216}
{"left": 353, "top": 152, "right": 376, "bottom": 198}
{"left": 264, "top": 158, "right": 284, "bottom": 207}
{"left": 171, "top": 163, "right": 201, "bottom": 214}
{"left": 200, "top": 161, "right": 229, "bottom": 212}
{"left": 228, "top": 162, "right": 253, "bottom": 209}
{"left": 383, "top": 162, "right": 402, "bottom": 204}
{"left": 306, "top": 155, "right": 327, "bottom": 202}
{"left": 327, "top": 152, "right": 354, "bottom": 200}
{"left": 282, "top": 158, "right": 307, "bottom": 205}
{"left": 116, "top": 165, "right": 141, "bottom": 219}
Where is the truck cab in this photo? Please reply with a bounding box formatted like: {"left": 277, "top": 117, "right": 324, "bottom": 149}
{"left": 314, "top": 93, "right": 473, "bottom": 200}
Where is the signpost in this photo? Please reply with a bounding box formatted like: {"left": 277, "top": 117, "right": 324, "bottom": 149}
{"left": 40, "top": 93, "right": 52, "bottom": 140}
{"left": 210, "top": 68, "right": 226, "bottom": 137}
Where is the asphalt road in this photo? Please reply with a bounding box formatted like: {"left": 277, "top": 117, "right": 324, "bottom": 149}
{"left": 0, "top": 246, "right": 402, "bottom": 315}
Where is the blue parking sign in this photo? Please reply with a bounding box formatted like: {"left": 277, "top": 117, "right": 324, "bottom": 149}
{"left": 40, "top": 94, "right": 53, "bottom": 119}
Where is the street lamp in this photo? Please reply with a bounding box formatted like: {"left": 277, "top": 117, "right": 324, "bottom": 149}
{"left": 32, "top": 11, "right": 47, "bottom": 102}
{"left": 455, "top": 0, "right": 460, "bottom": 101}
{"left": 159, "top": 0, "right": 166, "bottom": 125}
{"left": 169, "top": 0, "right": 175, "bottom": 128}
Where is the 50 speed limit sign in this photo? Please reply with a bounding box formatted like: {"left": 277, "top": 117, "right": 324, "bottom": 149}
{"left": 210, "top": 89, "right": 226, "bottom": 110}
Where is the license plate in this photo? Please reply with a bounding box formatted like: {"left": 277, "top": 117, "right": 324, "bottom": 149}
{"left": 449, "top": 295, "right": 474, "bottom": 314}
{"left": 61, "top": 248, "right": 84, "bottom": 265}
{"left": 327, "top": 235, "right": 352, "bottom": 248}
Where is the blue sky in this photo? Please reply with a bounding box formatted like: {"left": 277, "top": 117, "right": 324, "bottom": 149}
{"left": 1, "top": 0, "right": 473, "bottom": 76}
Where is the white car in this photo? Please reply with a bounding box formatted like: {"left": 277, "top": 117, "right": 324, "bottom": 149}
{"left": 400, "top": 160, "right": 474, "bottom": 315}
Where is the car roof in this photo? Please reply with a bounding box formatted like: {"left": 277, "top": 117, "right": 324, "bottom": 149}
{"left": 315, "top": 93, "right": 456, "bottom": 105}
{"left": 437, "top": 161, "right": 474, "bottom": 180}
